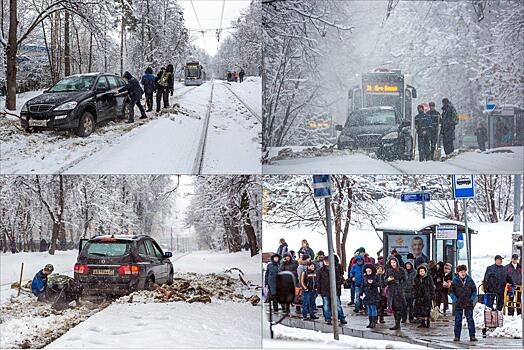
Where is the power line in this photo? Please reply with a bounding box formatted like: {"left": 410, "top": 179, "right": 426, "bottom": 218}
{"left": 217, "top": 0, "right": 226, "bottom": 50}
{"left": 190, "top": 0, "right": 206, "bottom": 52}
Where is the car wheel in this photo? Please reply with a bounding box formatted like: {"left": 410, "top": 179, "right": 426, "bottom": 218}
{"left": 120, "top": 101, "right": 130, "bottom": 120}
{"left": 166, "top": 269, "right": 174, "bottom": 286}
{"left": 75, "top": 111, "right": 95, "bottom": 137}
{"left": 144, "top": 276, "right": 154, "bottom": 291}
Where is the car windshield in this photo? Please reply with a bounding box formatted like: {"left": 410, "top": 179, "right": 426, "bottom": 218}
{"left": 85, "top": 242, "right": 129, "bottom": 257}
{"left": 48, "top": 76, "right": 96, "bottom": 92}
{"left": 348, "top": 110, "right": 396, "bottom": 127}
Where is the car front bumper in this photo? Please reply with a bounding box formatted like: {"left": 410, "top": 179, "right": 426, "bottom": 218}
{"left": 21, "top": 110, "right": 79, "bottom": 130}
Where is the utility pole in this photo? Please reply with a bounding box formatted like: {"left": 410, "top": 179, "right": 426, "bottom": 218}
{"left": 464, "top": 198, "right": 471, "bottom": 273}
{"left": 421, "top": 185, "right": 426, "bottom": 219}
{"left": 325, "top": 197, "right": 339, "bottom": 340}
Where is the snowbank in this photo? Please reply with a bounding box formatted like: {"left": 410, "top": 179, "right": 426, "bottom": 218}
{"left": 471, "top": 303, "right": 522, "bottom": 339}
{"left": 223, "top": 77, "right": 261, "bottom": 116}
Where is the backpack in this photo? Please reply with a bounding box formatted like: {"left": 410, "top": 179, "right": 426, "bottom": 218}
{"left": 158, "top": 72, "right": 171, "bottom": 87}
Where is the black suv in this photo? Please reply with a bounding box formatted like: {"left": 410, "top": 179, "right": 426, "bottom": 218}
{"left": 21, "top": 73, "right": 130, "bottom": 137}
{"left": 335, "top": 106, "right": 413, "bottom": 161}
{"left": 74, "top": 234, "right": 173, "bottom": 296}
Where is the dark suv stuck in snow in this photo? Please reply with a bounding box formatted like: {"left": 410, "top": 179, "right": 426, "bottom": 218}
{"left": 335, "top": 106, "right": 413, "bottom": 161}
{"left": 74, "top": 234, "right": 174, "bottom": 296}
{"left": 20, "top": 73, "right": 130, "bottom": 137}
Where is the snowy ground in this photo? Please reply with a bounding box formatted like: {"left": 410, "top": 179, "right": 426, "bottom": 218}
{"left": 1, "top": 79, "right": 261, "bottom": 174}
{"left": 263, "top": 146, "right": 524, "bottom": 174}
{"left": 1, "top": 249, "right": 262, "bottom": 349}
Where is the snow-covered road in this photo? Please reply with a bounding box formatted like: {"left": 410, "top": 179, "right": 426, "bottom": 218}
{"left": 1, "top": 79, "right": 261, "bottom": 174}
{"left": 264, "top": 146, "right": 524, "bottom": 174}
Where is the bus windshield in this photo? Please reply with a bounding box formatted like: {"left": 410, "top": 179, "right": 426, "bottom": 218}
{"left": 186, "top": 66, "right": 200, "bottom": 77}
{"left": 364, "top": 93, "right": 402, "bottom": 117}
{"left": 348, "top": 110, "right": 396, "bottom": 126}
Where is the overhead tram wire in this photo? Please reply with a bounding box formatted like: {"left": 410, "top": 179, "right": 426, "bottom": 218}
{"left": 190, "top": 0, "right": 206, "bottom": 52}
{"left": 217, "top": 0, "right": 226, "bottom": 51}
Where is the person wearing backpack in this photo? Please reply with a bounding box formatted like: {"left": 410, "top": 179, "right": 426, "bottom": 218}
{"left": 155, "top": 65, "right": 174, "bottom": 113}
{"left": 483, "top": 255, "right": 514, "bottom": 311}
{"left": 118, "top": 71, "right": 147, "bottom": 123}
{"left": 141, "top": 67, "right": 156, "bottom": 112}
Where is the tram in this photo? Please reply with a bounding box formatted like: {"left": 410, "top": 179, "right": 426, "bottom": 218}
{"left": 184, "top": 62, "right": 205, "bottom": 86}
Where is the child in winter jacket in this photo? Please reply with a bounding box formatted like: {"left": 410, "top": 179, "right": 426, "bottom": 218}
{"left": 362, "top": 264, "right": 380, "bottom": 328}
{"left": 349, "top": 255, "right": 365, "bottom": 313}
{"left": 413, "top": 263, "right": 435, "bottom": 328}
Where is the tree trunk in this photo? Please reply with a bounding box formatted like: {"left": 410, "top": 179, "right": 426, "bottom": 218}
{"left": 241, "top": 189, "right": 259, "bottom": 256}
{"left": 88, "top": 32, "right": 93, "bottom": 73}
{"left": 64, "top": 10, "right": 70, "bottom": 76}
{"left": 120, "top": 14, "right": 124, "bottom": 76}
{"left": 5, "top": 0, "right": 18, "bottom": 110}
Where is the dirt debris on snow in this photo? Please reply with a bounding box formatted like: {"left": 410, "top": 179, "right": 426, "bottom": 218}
{"left": 0, "top": 293, "right": 108, "bottom": 349}
{"left": 268, "top": 145, "right": 337, "bottom": 162}
{"left": 116, "top": 272, "right": 260, "bottom": 306}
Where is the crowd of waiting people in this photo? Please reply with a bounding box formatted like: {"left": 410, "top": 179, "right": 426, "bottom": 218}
{"left": 265, "top": 238, "right": 522, "bottom": 342}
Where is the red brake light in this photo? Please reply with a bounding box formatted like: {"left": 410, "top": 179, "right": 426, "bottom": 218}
{"left": 117, "top": 265, "right": 139, "bottom": 275}
{"left": 74, "top": 263, "right": 89, "bottom": 274}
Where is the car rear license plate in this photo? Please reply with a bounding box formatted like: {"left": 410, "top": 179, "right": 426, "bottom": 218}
{"left": 93, "top": 269, "right": 114, "bottom": 275}
{"left": 28, "top": 119, "right": 48, "bottom": 127}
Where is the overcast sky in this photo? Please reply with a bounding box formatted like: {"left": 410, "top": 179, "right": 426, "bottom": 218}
{"left": 178, "top": 0, "right": 252, "bottom": 57}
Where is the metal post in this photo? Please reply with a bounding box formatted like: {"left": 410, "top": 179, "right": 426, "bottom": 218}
{"left": 421, "top": 188, "right": 426, "bottom": 219}
{"left": 464, "top": 199, "right": 471, "bottom": 274}
{"left": 325, "top": 197, "right": 339, "bottom": 340}
{"left": 514, "top": 175, "right": 521, "bottom": 234}
{"left": 170, "top": 227, "right": 173, "bottom": 253}
{"left": 17, "top": 262, "right": 24, "bottom": 297}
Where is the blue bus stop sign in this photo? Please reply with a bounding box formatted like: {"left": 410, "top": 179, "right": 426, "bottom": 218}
{"left": 452, "top": 175, "right": 475, "bottom": 199}
{"left": 486, "top": 102, "right": 497, "bottom": 112}
{"left": 312, "top": 175, "right": 331, "bottom": 198}
{"left": 401, "top": 193, "right": 430, "bottom": 202}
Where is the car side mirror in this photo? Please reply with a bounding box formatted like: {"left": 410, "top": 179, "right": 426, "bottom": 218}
{"left": 276, "top": 271, "right": 296, "bottom": 304}
{"left": 163, "top": 251, "right": 173, "bottom": 259}
{"left": 95, "top": 87, "right": 107, "bottom": 94}
{"left": 335, "top": 125, "right": 343, "bottom": 132}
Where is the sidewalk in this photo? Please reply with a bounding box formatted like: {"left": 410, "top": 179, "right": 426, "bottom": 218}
{"left": 269, "top": 303, "right": 521, "bottom": 349}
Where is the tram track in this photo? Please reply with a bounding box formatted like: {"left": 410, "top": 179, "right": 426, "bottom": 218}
{"left": 192, "top": 80, "right": 215, "bottom": 174}
{"left": 220, "top": 82, "right": 262, "bottom": 123}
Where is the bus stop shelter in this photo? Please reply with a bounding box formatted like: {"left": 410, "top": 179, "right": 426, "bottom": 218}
{"left": 487, "top": 105, "right": 524, "bottom": 148}
{"left": 376, "top": 216, "right": 477, "bottom": 272}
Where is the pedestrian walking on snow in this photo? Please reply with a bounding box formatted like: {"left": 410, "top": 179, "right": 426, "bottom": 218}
{"left": 415, "top": 104, "right": 433, "bottom": 161}
{"left": 401, "top": 259, "right": 416, "bottom": 323}
{"left": 427, "top": 102, "right": 441, "bottom": 160}
{"left": 475, "top": 122, "right": 488, "bottom": 152}
{"left": 413, "top": 263, "right": 435, "bottom": 328}
{"left": 239, "top": 68, "right": 245, "bottom": 83}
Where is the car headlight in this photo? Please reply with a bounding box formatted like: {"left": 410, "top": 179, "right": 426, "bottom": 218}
{"left": 54, "top": 101, "right": 78, "bottom": 111}
{"left": 382, "top": 131, "right": 399, "bottom": 140}
{"left": 21, "top": 103, "right": 28, "bottom": 112}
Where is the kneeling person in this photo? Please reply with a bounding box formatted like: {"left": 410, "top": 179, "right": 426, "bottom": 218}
{"left": 32, "top": 264, "right": 54, "bottom": 301}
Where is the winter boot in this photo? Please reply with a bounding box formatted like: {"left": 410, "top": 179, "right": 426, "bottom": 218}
{"left": 366, "top": 316, "right": 373, "bottom": 328}
{"left": 326, "top": 320, "right": 332, "bottom": 325}
{"left": 389, "top": 317, "right": 401, "bottom": 330}
{"left": 379, "top": 315, "right": 385, "bottom": 323}
{"left": 417, "top": 319, "right": 426, "bottom": 328}
{"left": 426, "top": 318, "right": 430, "bottom": 328}
{"left": 370, "top": 316, "right": 377, "bottom": 328}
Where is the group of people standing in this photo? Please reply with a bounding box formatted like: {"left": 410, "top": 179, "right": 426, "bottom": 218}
{"left": 266, "top": 239, "right": 522, "bottom": 343}
{"left": 117, "top": 65, "right": 175, "bottom": 123}
{"left": 266, "top": 239, "right": 348, "bottom": 325}
{"left": 414, "top": 98, "right": 458, "bottom": 161}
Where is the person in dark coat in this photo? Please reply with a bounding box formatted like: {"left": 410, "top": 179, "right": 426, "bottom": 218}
{"left": 297, "top": 239, "right": 315, "bottom": 260}
{"left": 449, "top": 264, "right": 477, "bottom": 342}
{"left": 385, "top": 257, "right": 406, "bottom": 330}
{"left": 376, "top": 264, "right": 388, "bottom": 323}
{"left": 32, "top": 264, "right": 54, "bottom": 301}
{"left": 427, "top": 102, "right": 441, "bottom": 160}
{"left": 119, "top": 71, "right": 147, "bottom": 123}
{"left": 276, "top": 238, "right": 288, "bottom": 257}
{"left": 317, "top": 256, "right": 347, "bottom": 325}
{"left": 483, "top": 255, "right": 514, "bottom": 311}
{"left": 155, "top": 65, "right": 173, "bottom": 113}
{"left": 435, "top": 262, "right": 453, "bottom": 315}
{"left": 362, "top": 263, "right": 380, "bottom": 328}
{"left": 415, "top": 104, "right": 433, "bottom": 161}
{"left": 441, "top": 98, "right": 458, "bottom": 155}
{"left": 474, "top": 122, "right": 488, "bottom": 151}
{"left": 265, "top": 254, "right": 281, "bottom": 312}
{"left": 279, "top": 252, "right": 298, "bottom": 281}
{"left": 239, "top": 67, "right": 245, "bottom": 83}
{"left": 349, "top": 255, "right": 365, "bottom": 313}
{"left": 300, "top": 261, "right": 318, "bottom": 320}
{"left": 505, "top": 254, "right": 522, "bottom": 316}
{"left": 413, "top": 263, "right": 435, "bottom": 328}
{"left": 401, "top": 259, "right": 416, "bottom": 323}
{"left": 140, "top": 67, "right": 156, "bottom": 112}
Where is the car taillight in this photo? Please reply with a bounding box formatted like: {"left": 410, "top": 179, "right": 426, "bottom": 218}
{"left": 117, "top": 265, "right": 139, "bottom": 276}
{"left": 74, "top": 263, "right": 89, "bottom": 274}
